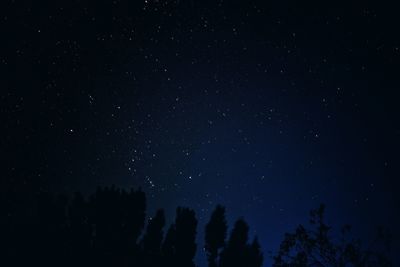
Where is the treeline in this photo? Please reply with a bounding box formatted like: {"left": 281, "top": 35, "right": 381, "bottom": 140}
{"left": 2, "top": 186, "right": 392, "bottom": 267}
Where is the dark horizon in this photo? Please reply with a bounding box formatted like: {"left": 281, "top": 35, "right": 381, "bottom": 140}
{"left": 2, "top": 185, "right": 393, "bottom": 266}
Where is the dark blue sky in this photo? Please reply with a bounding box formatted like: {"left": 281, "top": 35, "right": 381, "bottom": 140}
{"left": 2, "top": 1, "right": 399, "bottom": 265}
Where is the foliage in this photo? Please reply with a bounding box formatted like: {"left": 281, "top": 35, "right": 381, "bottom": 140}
{"left": 273, "top": 204, "right": 392, "bottom": 267}
{"left": 3, "top": 187, "right": 391, "bottom": 267}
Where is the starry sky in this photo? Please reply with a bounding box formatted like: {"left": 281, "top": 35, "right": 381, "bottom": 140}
{"left": 2, "top": 1, "right": 400, "bottom": 265}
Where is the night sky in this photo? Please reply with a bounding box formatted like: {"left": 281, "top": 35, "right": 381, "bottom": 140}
{"left": 2, "top": 1, "right": 400, "bottom": 265}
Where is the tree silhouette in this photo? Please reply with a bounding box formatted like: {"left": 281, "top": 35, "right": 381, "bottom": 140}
{"left": 7, "top": 187, "right": 391, "bottom": 267}
{"left": 36, "top": 192, "right": 69, "bottom": 267}
{"left": 64, "top": 186, "right": 147, "bottom": 267}
{"left": 141, "top": 209, "right": 166, "bottom": 267}
{"left": 273, "top": 204, "right": 392, "bottom": 267}
{"left": 162, "top": 223, "right": 177, "bottom": 266}
{"left": 68, "top": 192, "right": 91, "bottom": 265}
{"left": 219, "top": 217, "right": 264, "bottom": 267}
{"left": 161, "top": 207, "right": 198, "bottom": 267}
{"left": 248, "top": 237, "right": 263, "bottom": 267}
{"left": 175, "top": 207, "right": 198, "bottom": 267}
{"left": 205, "top": 205, "right": 227, "bottom": 267}
{"left": 220, "top": 218, "right": 250, "bottom": 267}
